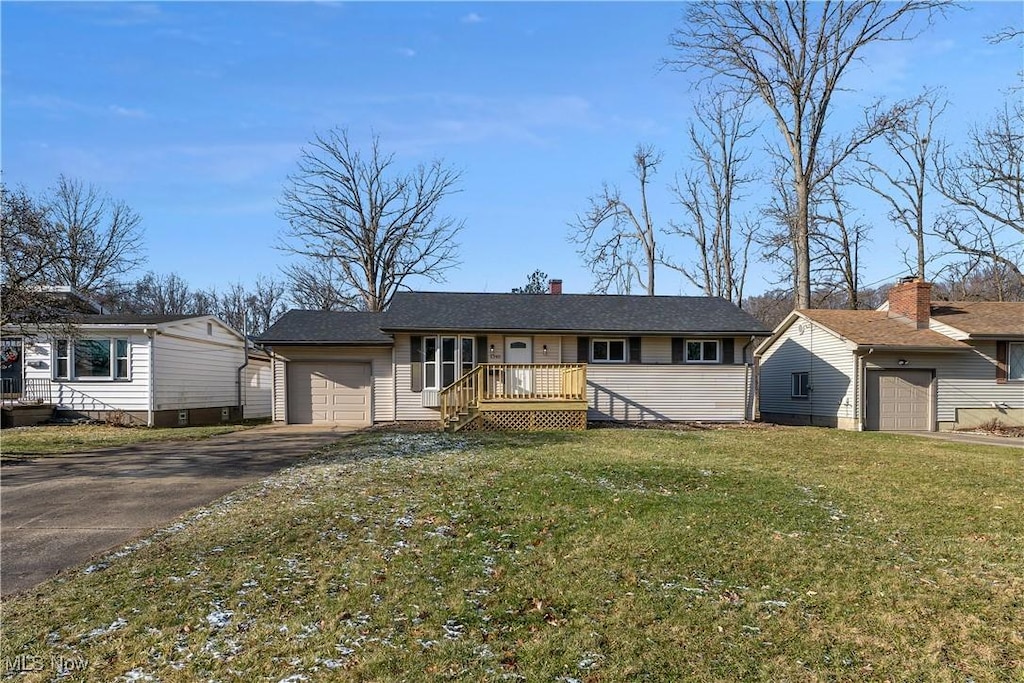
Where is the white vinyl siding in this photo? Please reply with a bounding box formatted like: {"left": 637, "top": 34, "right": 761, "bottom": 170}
{"left": 24, "top": 335, "right": 152, "bottom": 412}
{"left": 758, "top": 319, "right": 856, "bottom": 421}
{"left": 560, "top": 336, "right": 577, "bottom": 363}
{"left": 642, "top": 337, "right": 672, "bottom": 364}
{"left": 272, "top": 355, "right": 287, "bottom": 422}
{"left": 587, "top": 365, "right": 752, "bottom": 421}
{"left": 244, "top": 359, "right": 273, "bottom": 419}
{"left": 533, "top": 335, "right": 561, "bottom": 363}
{"left": 153, "top": 333, "right": 244, "bottom": 410}
{"left": 271, "top": 345, "right": 394, "bottom": 423}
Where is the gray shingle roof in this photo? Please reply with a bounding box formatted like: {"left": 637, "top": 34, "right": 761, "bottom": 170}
{"left": 381, "top": 292, "right": 770, "bottom": 335}
{"left": 78, "top": 314, "right": 199, "bottom": 325}
{"left": 258, "top": 310, "right": 392, "bottom": 344}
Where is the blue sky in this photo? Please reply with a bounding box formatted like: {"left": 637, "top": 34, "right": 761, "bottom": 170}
{"left": 3, "top": 1, "right": 1021, "bottom": 299}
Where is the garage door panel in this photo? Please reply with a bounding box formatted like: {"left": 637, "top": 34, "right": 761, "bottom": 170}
{"left": 868, "top": 370, "right": 931, "bottom": 431}
{"left": 287, "top": 362, "right": 371, "bottom": 425}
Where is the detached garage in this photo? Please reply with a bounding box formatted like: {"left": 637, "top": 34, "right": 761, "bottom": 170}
{"left": 258, "top": 311, "right": 395, "bottom": 426}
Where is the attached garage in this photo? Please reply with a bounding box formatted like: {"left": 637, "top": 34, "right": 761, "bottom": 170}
{"left": 866, "top": 369, "right": 933, "bottom": 431}
{"left": 287, "top": 362, "right": 371, "bottom": 426}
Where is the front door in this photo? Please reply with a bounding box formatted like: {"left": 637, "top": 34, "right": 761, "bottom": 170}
{"left": 504, "top": 337, "right": 533, "bottom": 395}
{"left": 1, "top": 337, "right": 23, "bottom": 397}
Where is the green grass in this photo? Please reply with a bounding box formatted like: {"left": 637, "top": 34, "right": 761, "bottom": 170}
{"left": 0, "top": 423, "right": 254, "bottom": 456}
{"left": 2, "top": 427, "right": 1021, "bottom": 681}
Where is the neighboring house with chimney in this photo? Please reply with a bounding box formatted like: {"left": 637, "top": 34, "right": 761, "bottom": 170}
{"left": 755, "top": 278, "right": 1024, "bottom": 432}
{"left": 257, "top": 280, "right": 769, "bottom": 431}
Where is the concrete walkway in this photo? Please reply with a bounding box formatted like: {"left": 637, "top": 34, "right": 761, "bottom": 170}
{"left": 904, "top": 431, "right": 1024, "bottom": 449}
{"left": 0, "top": 425, "right": 354, "bottom": 597}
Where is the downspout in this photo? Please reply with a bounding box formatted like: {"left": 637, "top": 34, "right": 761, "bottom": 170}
{"left": 145, "top": 328, "right": 156, "bottom": 427}
{"left": 742, "top": 335, "right": 757, "bottom": 421}
{"left": 236, "top": 324, "right": 249, "bottom": 421}
{"left": 391, "top": 344, "right": 398, "bottom": 424}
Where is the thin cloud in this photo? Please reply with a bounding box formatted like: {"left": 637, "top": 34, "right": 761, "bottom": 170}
{"left": 461, "top": 12, "right": 484, "bottom": 24}
{"left": 109, "top": 105, "right": 148, "bottom": 119}
{"left": 398, "top": 47, "right": 417, "bottom": 58}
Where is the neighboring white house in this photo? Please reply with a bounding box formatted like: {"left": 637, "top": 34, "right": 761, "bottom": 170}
{"left": 258, "top": 283, "right": 770, "bottom": 431}
{"left": 3, "top": 314, "right": 265, "bottom": 427}
{"left": 755, "top": 279, "right": 1024, "bottom": 432}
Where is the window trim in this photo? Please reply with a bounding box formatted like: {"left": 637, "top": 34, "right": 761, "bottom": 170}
{"left": 1008, "top": 341, "right": 1024, "bottom": 382}
{"left": 422, "top": 335, "right": 480, "bottom": 390}
{"left": 53, "top": 338, "right": 131, "bottom": 382}
{"left": 685, "top": 339, "right": 721, "bottom": 364}
{"left": 791, "top": 371, "right": 810, "bottom": 399}
{"left": 591, "top": 338, "right": 627, "bottom": 364}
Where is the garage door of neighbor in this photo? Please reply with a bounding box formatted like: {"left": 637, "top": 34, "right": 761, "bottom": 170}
{"left": 867, "top": 370, "right": 932, "bottom": 431}
{"left": 287, "top": 362, "right": 371, "bottom": 426}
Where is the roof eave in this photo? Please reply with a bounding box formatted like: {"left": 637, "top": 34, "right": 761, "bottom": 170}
{"left": 380, "top": 326, "right": 767, "bottom": 336}
{"left": 854, "top": 343, "right": 972, "bottom": 353}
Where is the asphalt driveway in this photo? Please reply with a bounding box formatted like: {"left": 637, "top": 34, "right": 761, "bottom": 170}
{"left": 0, "top": 425, "right": 353, "bottom": 597}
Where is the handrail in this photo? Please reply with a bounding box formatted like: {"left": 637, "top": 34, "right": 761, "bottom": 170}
{"left": 439, "top": 363, "right": 587, "bottom": 425}
{"left": 439, "top": 365, "right": 485, "bottom": 425}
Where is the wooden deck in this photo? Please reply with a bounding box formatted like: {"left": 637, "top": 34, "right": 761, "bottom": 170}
{"left": 440, "top": 363, "right": 588, "bottom": 431}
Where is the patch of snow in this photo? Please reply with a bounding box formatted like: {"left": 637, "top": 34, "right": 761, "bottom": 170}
{"left": 83, "top": 617, "right": 128, "bottom": 640}
{"left": 442, "top": 619, "right": 465, "bottom": 640}
{"left": 119, "top": 671, "right": 156, "bottom": 682}
{"left": 83, "top": 562, "right": 109, "bottom": 574}
{"left": 206, "top": 609, "right": 234, "bottom": 630}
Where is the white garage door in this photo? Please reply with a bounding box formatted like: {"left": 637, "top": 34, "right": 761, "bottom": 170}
{"left": 867, "top": 370, "right": 931, "bottom": 431}
{"left": 287, "top": 362, "right": 371, "bottom": 425}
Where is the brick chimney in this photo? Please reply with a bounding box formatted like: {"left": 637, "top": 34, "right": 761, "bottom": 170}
{"left": 888, "top": 277, "right": 932, "bottom": 329}
{"left": 548, "top": 279, "right": 563, "bottom": 295}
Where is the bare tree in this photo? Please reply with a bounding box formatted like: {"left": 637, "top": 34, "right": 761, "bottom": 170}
{"left": 849, "top": 89, "right": 946, "bottom": 278}
{"left": 668, "top": 0, "right": 949, "bottom": 308}
{"left": 44, "top": 175, "right": 145, "bottom": 294}
{"left": 932, "top": 102, "right": 1024, "bottom": 289}
{"left": 1, "top": 186, "right": 65, "bottom": 328}
{"left": 512, "top": 269, "right": 549, "bottom": 294}
{"left": 283, "top": 258, "right": 360, "bottom": 311}
{"left": 665, "top": 94, "right": 755, "bottom": 306}
{"left": 248, "top": 275, "right": 288, "bottom": 335}
{"left": 570, "top": 144, "right": 661, "bottom": 295}
{"left": 123, "top": 272, "right": 198, "bottom": 316}
{"left": 813, "top": 179, "right": 871, "bottom": 309}
{"left": 278, "top": 129, "right": 463, "bottom": 312}
{"left": 935, "top": 259, "right": 1024, "bottom": 302}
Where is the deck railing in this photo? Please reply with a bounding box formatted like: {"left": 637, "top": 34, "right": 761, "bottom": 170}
{"left": 439, "top": 363, "right": 587, "bottom": 425}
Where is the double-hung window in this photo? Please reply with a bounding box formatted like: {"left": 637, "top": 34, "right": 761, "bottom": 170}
{"left": 591, "top": 339, "right": 626, "bottom": 363}
{"left": 56, "top": 338, "right": 130, "bottom": 380}
{"left": 686, "top": 339, "right": 720, "bottom": 363}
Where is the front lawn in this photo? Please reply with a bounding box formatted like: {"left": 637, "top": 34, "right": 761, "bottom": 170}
{"left": 0, "top": 424, "right": 254, "bottom": 456}
{"left": 2, "top": 427, "right": 1021, "bottom": 681}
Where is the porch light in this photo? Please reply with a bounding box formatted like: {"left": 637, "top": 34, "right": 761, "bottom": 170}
{"left": 542, "top": 344, "right": 548, "bottom": 355}
{"left": 897, "top": 359, "right": 909, "bottom": 366}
